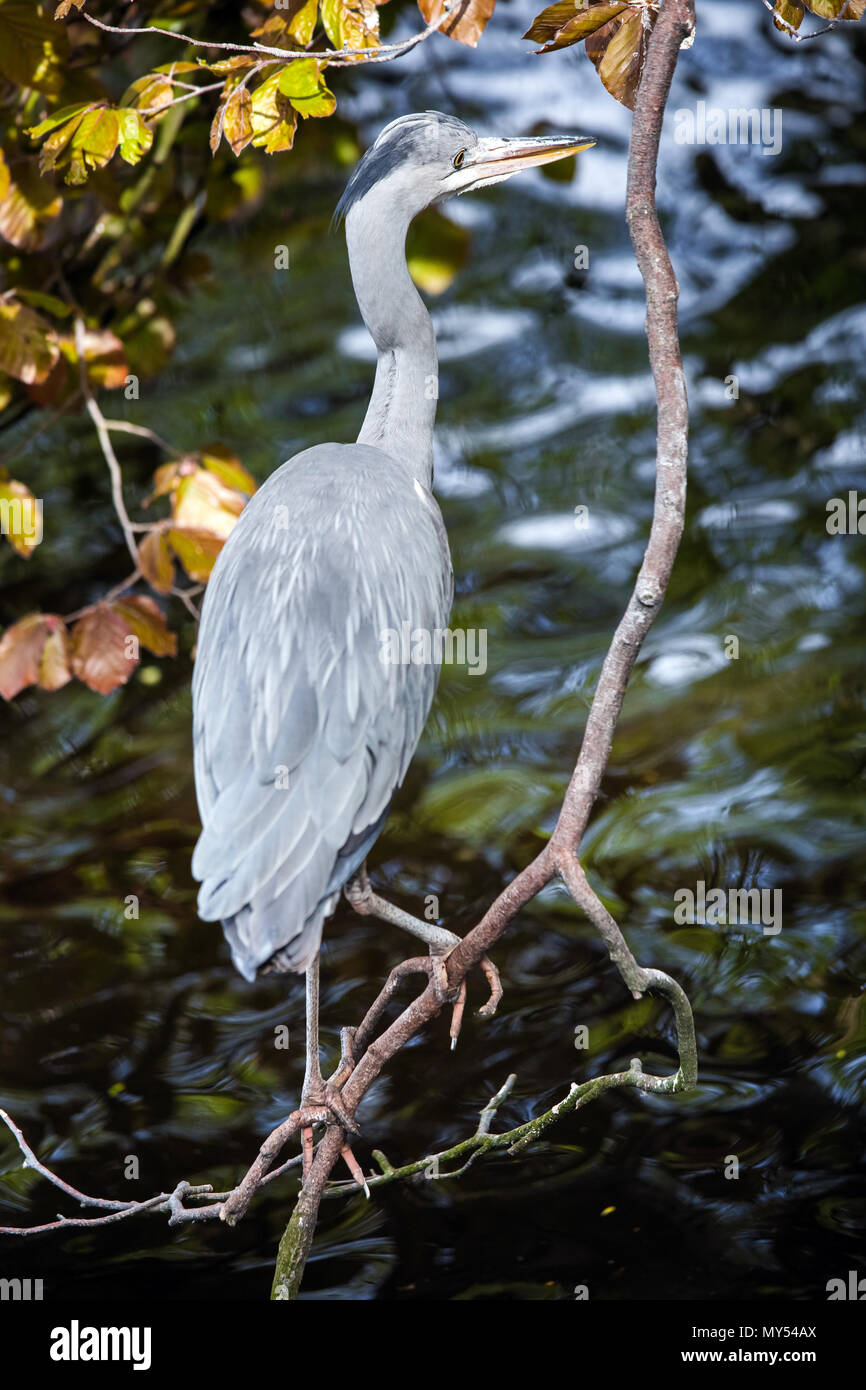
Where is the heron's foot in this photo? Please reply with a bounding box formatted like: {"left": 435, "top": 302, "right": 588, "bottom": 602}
{"left": 298, "top": 1078, "right": 359, "bottom": 1138}
{"left": 430, "top": 947, "right": 502, "bottom": 1050}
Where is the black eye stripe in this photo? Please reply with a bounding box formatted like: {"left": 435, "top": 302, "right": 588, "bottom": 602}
{"left": 452, "top": 150, "right": 466, "bottom": 169}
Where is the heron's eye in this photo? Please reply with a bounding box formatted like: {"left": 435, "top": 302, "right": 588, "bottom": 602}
{"left": 452, "top": 150, "right": 466, "bottom": 170}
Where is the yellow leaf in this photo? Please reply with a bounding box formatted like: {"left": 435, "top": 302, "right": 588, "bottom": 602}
{"left": 172, "top": 469, "right": 245, "bottom": 537}
{"left": 111, "top": 595, "right": 177, "bottom": 658}
{"left": 0, "top": 476, "right": 42, "bottom": 556}
{"left": 139, "top": 530, "right": 176, "bottom": 594}
{"left": 0, "top": 300, "right": 60, "bottom": 384}
{"left": 0, "top": 157, "right": 63, "bottom": 252}
{"left": 168, "top": 527, "right": 225, "bottom": 582}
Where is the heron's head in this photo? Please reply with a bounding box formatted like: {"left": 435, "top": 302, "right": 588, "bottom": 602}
{"left": 335, "top": 111, "right": 595, "bottom": 229}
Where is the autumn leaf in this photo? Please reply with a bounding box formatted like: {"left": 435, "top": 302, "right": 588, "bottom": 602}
{"left": 803, "top": 0, "right": 862, "bottom": 14}
{"left": 139, "top": 529, "right": 176, "bottom": 594}
{"left": 168, "top": 527, "right": 225, "bottom": 582}
{"left": 121, "top": 72, "right": 175, "bottom": 115}
{"left": 199, "top": 444, "right": 257, "bottom": 496}
{"left": 0, "top": 475, "right": 42, "bottom": 556}
{"left": 38, "top": 621, "right": 72, "bottom": 690}
{"left": 320, "top": 0, "right": 381, "bottom": 52}
{"left": 111, "top": 594, "right": 177, "bottom": 658}
{"left": 524, "top": 2, "right": 628, "bottom": 51}
{"left": 69, "top": 326, "right": 129, "bottom": 389}
{"left": 418, "top": 0, "right": 497, "bottom": 48}
{"left": 250, "top": 71, "right": 298, "bottom": 154}
{"left": 172, "top": 468, "right": 245, "bottom": 537}
{"left": 586, "top": 5, "right": 657, "bottom": 110}
{"left": 0, "top": 613, "right": 69, "bottom": 700}
{"left": 0, "top": 157, "right": 63, "bottom": 252}
{"left": 70, "top": 603, "right": 139, "bottom": 694}
{"left": 772, "top": 0, "right": 805, "bottom": 27}
{"left": 252, "top": 0, "right": 319, "bottom": 47}
{"left": 0, "top": 299, "right": 61, "bottom": 384}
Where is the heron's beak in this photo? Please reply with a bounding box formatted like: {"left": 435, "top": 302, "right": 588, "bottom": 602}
{"left": 451, "top": 134, "right": 596, "bottom": 194}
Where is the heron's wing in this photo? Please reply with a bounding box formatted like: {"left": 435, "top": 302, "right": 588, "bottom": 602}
{"left": 191, "top": 444, "right": 452, "bottom": 979}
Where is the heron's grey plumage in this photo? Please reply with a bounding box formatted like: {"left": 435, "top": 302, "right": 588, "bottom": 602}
{"left": 192, "top": 445, "right": 451, "bottom": 980}
{"left": 191, "top": 110, "right": 594, "bottom": 988}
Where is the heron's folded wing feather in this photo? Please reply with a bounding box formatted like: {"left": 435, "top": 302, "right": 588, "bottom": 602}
{"left": 191, "top": 447, "right": 451, "bottom": 969}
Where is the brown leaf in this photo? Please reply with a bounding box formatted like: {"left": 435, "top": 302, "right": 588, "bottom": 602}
{"left": 70, "top": 604, "right": 139, "bottom": 694}
{"left": 586, "top": 6, "right": 656, "bottom": 110}
{"left": 417, "top": 0, "right": 497, "bottom": 47}
{"left": 139, "top": 529, "right": 176, "bottom": 594}
{"left": 111, "top": 594, "right": 177, "bottom": 658}
{"left": 222, "top": 86, "right": 254, "bottom": 156}
{"left": 524, "top": 1, "right": 627, "bottom": 49}
{"left": 0, "top": 613, "right": 51, "bottom": 700}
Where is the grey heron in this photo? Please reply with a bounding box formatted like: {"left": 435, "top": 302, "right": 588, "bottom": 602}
{"left": 191, "top": 111, "right": 595, "bottom": 1174}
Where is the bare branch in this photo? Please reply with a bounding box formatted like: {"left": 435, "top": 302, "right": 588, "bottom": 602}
{"left": 79, "top": 5, "right": 458, "bottom": 69}
{"left": 73, "top": 315, "right": 140, "bottom": 569}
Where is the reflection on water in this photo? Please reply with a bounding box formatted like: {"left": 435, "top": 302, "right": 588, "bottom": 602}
{"left": 1, "top": 0, "right": 864, "bottom": 1300}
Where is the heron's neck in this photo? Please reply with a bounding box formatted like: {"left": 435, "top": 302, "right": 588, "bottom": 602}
{"left": 346, "top": 197, "right": 437, "bottom": 488}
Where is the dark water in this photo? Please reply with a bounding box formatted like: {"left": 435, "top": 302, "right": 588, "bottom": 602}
{"left": 1, "top": 1, "right": 865, "bottom": 1301}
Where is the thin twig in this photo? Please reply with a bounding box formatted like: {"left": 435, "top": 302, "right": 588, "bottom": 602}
{"left": 79, "top": 5, "right": 457, "bottom": 67}
{"left": 73, "top": 315, "right": 140, "bottom": 569}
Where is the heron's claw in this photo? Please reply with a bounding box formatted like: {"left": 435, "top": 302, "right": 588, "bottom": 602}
{"left": 297, "top": 1080, "right": 360, "bottom": 1138}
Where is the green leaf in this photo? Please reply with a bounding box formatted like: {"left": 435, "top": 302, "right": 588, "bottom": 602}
{"left": 278, "top": 60, "right": 336, "bottom": 118}
{"left": 11, "top": 289, "right": 71, "bottom": 318}
{"left": 66, "top": 108, "right": 121, "bottom": 183}
{"left": 117, "top": 109, "right": 154, "bottom": 166}
{"left": 26, "top": 102, "right": 91, "bottom": 143}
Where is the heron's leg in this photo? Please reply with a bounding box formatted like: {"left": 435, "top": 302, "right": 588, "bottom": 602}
{"left": 296, "top": 953, "right": 367, "bottom": 1192}
{"left": 344, "top": 864, "right": 503, "bottom": 1045}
